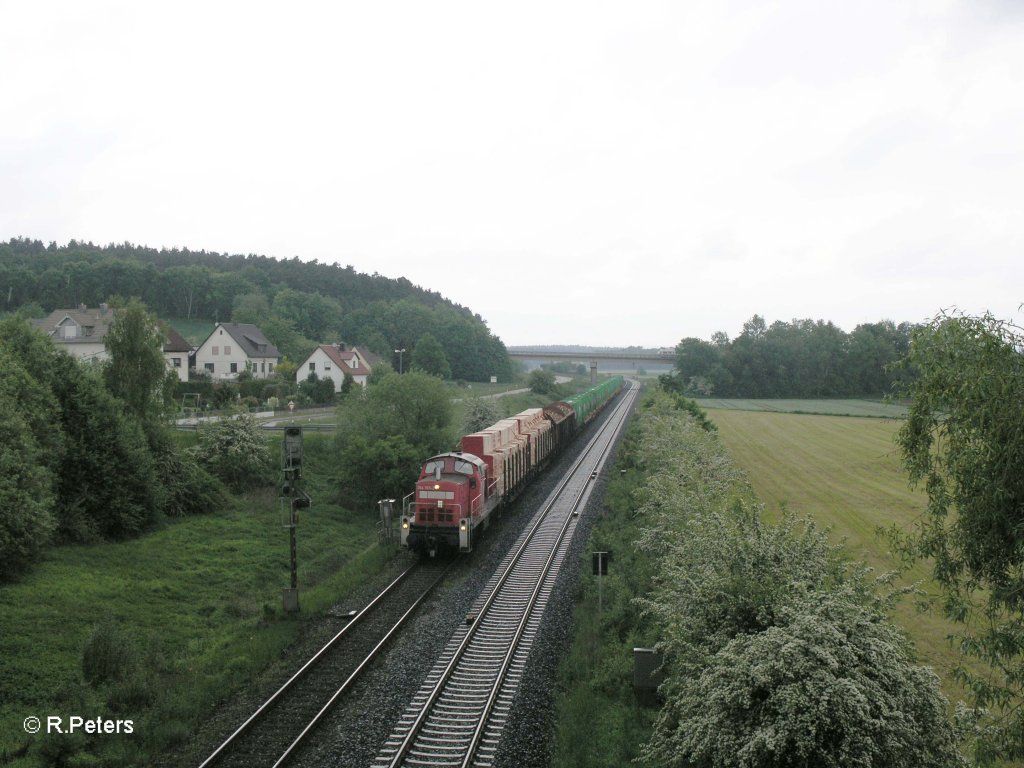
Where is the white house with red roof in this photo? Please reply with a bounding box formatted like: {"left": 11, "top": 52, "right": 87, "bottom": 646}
{"left": 296, "top": 343, "right": 377, "bottom": 390}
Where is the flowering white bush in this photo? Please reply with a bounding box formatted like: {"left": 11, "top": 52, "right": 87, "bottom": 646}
{"left": 191, "top": 416, "right": 273, "bottom": 493}
{"left": 632, "top": 392, "right": 964, "bottom": 767}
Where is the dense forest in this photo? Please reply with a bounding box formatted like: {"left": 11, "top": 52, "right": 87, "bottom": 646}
{"left": 0, "top": 238, "right": 513, "bottom": 382}
{"left": 670, "top": 314, "right": 915, "bottom": 398}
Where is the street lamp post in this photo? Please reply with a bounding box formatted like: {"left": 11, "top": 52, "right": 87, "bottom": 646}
{"left": 395, "top": 348, "right": 406, "bottom": 374}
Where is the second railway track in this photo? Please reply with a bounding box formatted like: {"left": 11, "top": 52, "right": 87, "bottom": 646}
{"left": 197, "top": 560, "right": 451, "bottom": 768}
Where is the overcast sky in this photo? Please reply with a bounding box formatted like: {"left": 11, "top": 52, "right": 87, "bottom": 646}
{"left": 2, "top": 1, "right": 1022, "bottom": 347}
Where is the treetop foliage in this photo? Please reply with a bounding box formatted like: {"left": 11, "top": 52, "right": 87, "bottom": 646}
{"left": 104, "top": 298, "right": 172, "bottom": 424}
{"left": 333, "top": 369, "right": 455, "bottom": 510}
{"left": 893, "top": 310, "right": 1024, "bottom": 763}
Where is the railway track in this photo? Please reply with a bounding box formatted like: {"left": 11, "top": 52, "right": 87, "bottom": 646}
{"left": 197, "top": 560, "right": 452, "bottom": 768}
{"left": 375, "top": 381, "right": 639, "bottom": 768}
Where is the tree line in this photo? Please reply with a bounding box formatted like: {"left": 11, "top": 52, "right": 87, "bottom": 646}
{"left": 670, "top": 314, "right": 915, "bottom": 398}
{"left": 0, "top": 238, "right": 512, "bottom": 382}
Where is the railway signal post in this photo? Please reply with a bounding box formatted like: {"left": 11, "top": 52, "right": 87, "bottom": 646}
{"left": 282, "top": 427, "right": 311, "bottom": 612}
{"left": 593, "top": 550, "right": 610, "bottom": 615}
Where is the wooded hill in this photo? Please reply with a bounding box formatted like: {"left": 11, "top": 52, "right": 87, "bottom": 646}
{"left": 0, "top": 237, "right": 513, "bottom": 381}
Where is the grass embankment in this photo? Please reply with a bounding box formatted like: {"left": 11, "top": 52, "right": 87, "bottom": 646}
{"left": 707, "top": 408, "right": 970, "bottom": 702}
{"left": 549, "top": 415, "right": 659, "bottom": 767}
{"left": 0, "top": 434, "right": 386, "bottom": 768}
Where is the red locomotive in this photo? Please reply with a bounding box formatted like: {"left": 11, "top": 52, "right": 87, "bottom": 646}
{"left": 400, "top": 377, "right": 623, "bottom": 555}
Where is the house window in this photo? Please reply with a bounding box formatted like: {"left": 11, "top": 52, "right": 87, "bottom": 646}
{"left": 224, "top": 345, "right": 231, "bottom": 355}
{"left": 230, "top": 363, "right": 238, "bottom": 373}
{"left": 324, "top": 361, "right": 331, "bottom": 370}
{"left": 212, "top": 346, "right": 219, "bottom": 355}
{"left": 172, "top": 358, "right": 181, "bottom": 368}
{"left": 308, "top": 362, "right": 315, "bottom": 372}
{"left": 205, "top": 363, "right": 214, "bottom": 372}
{"left": 261, "top": 362, "right": 266, "bottom": 373}
{"left": 268, "top": 363, "right": 274, "bottom": 372}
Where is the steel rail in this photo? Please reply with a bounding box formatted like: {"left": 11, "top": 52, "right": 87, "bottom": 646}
{"left": 460, "top": 382, "right": 636, "bottom": 767}
{"left": 198, "top": 563, "right": 421, "bottom": 768}
{"left": 270, "top": 563, "right": 453, "bottom": 768}
{"left": 383, "top": 381, "right": 637, "bottom": 767}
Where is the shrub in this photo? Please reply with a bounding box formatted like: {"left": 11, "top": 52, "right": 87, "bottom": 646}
{"left": 191, "top": 416, "right": 273, "bottom": 493}
{"left": 149, "top": 431, "right": 225, "bottom": 517}
{"left": 463, "top": 396, "right": 501, "bottom": 434}
{"left": 82, "top": 618, "right": 138, "bottom": 687}
{"left": 645, "top": 588, "right": 965, "bottom": 767}
{"left": 528, "top": 368, "right": 558, "bottom": 395}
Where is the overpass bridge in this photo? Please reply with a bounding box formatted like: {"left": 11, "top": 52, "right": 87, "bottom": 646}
{"left": 506, "top": 347, "right": 675, "bottom": 371}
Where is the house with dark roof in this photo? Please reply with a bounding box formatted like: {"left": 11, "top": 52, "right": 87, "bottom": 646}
{"left": 31, "top": 304, "right": 116, "bottom": 362}
{"left": 163, "top": 325, "right": 194, "bottom": 382}
{"left": 295, "top": 343, "right": 378, "bottom": 390}
{"left": 194, "top": 323, "right": 281, "bottom": 380}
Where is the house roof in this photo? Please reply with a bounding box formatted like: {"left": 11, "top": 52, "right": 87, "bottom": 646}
{"left": 31, "top": 305, "right": 116, "bottom": 342}
{"left": 357, "top": 347, "right": 382, "bottom": 369}
{"left": 162, "top": 325, "right": 193, "bottom": 353}
{"left": 215, "top": 323, "right": 281, "bottom": 359}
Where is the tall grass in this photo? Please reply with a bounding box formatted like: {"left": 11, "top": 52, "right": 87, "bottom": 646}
{"left": 550, "top": 429, "right": 657, "bottom": 767}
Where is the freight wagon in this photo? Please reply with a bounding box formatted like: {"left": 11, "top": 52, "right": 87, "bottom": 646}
{"left": 401, "top": 377, "right": 624, "bottom": 555}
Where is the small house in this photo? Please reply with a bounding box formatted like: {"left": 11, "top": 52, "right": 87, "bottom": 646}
{"left": 295, "top": 343, "right": 377, "bottom": 390}
{"left": 194, "top": 323, "right": 281, "bottom": 380}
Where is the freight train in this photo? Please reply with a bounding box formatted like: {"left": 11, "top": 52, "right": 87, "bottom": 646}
{"left": 400, "top": 376, "right": 624, "bottom": 556}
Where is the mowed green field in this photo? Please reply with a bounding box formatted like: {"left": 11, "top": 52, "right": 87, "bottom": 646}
{"left": 696, "top": 397, "right": 909, "bottom": 418}
{"left": 709, "top": 408, "right": 970, "bottom": 702}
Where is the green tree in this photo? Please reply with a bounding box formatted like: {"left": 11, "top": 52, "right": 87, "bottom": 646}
{"left": 338, "top": 369, "right": 452, "bottom": 453}
{"left": 336, "top": 434, "right": 422, "bottom": 511}
{"left": 0, "top": 318, "right": 161, "bottom": 542}
{"left": 411, "top": 332, "right": 451, "bottom": 379}
{"left": 0, "top": 395, "right": 56, "bottom": 578}
{"left": 272, "top": 288, "right": 342, "bottom": 340}
{"left": 528, "top": 368, "right": 557, "bottom": 395}
{"left": 334, "top": 369, "right": 453, "bottom": 509}
{"left": 55, "top": 362, "right": 162, "bottom": 540}
{"left": 340, "top": 370, "right": 355, "bottom": 397}
{"left": 893, "top": 311, "right": 1024, "bottom": 763}
{"left": 231, "top": 292, "right": 271, "bottom": 323}
{"left": 103, "top": 299, "right": 168, "bottom": 424}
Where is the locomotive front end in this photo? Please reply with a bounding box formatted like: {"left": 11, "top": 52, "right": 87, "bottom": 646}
{"left": 402, "top": 453, "right": 485, "bottom": 555}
